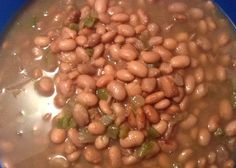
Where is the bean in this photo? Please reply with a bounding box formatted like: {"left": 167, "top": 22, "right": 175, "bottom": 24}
{"left": 93, "top": 44, "right": 104, "bottom": 58}
{"left": 178, "top": 149, "right": 193, "bottom": 163}
{"left": 50, "top": 128, "right": 66, "bottom": 144}
{"left": 218, "top": 33, "right": 230, "bottom": 47}
{"left": 147, "top": 23, "right": 160, "bottom": 36}
{"left": 168, "top": 2, "right": 187, "bottom": 13}
{"left": 120, "top": 131, "right": 144, "bottom": 148}
{"left": 88, "top": 121, "right": 105, "bottom": 135}
{"left": 141, "top": 51, "right": 160, "bottom": 64}
{"left": 219, "top": 99, "right": 233, "bottom": 121}
{"left": 73, "top": 104, "right": 89, "bottom": 127}
{"left": 208, "top": 151, "right": 216, "bottom": 164}
{"left": 77, "top": 64, "right": 96, "bottom": 75}
{"left": 215, "top": 65, "right": 226, "bottom": 81}
{"left": 158, "top": 139, "right": 177, "bottom": 154}
{"left": 76, "top": 47, "right": 90, "bottom": 63}
{"left": 76, "top": 75, "right": 96, "bottom": 90}
{"left": 116, "top": 69, "right": 134, "bottom": 82}
{"left": 153, "top": 120, "right": 168, "bottom": 135}
{"left": 76, "top": 92, "right": 98, "bottom": 107}
{"left": 122, "top": 155, "right": 139, "bottom": 165}
{"left": 223, "top": 159, "right": 235, "bottom": 168}
{"left": 102, "top": 30, "right": 117, "bottom": 43}
{"left": 96, "top": 75, "right": 114, "bottom": 88}
{"left": 95, "top": 135, "right": 109, "bottom": 149}
{"left": 206, "top": 17, "right": 216, "bottom": 31}
{"left": 112, "top": 103, "right": 126, "bottom": 126}
{"left": 154, "top": 99, "right": 171, "bottom": 110}
{"left": 58, "top": 79, "right": 74, "bottom": 97}
{"left": 109, "top": 44, "right": 120, "bottom": 60}
{"left": 135, "top": 24, "right": 146, "bottom": 34}
{"left": 148, "top": 67, "right": 161, "bottom": 77}
{"left": 67, "top": 151, "right": 81, "bottom": 162}
{"left": 198, "top": 20, "right": 208, "bottom": 34}
{"left": 185, "top": 75, "right": 196, "bottom": 94}
{"left": 96, "top": 23, "right": 106, "bottom": 34}
{"left": 145, "top": 91, "right": 165, "bottom": 104}
{"left": 108, "top": 5, "right": 123, "bottom": 15}
{"left": 196, "top": 36, "right": 212, "bottom": 51}
{"left": 95, "top": 0, "right": 108, "bottom": 13}
{"left": 54, "top": 94, "right": 66, "bottom": 108}
{"left": 157, "top": 153, "right": 171, "bottom": 168}
{"left": 111, "top": 13, "right": 129, "bottom": 22}
{"left": 119, "top": 44, "right": 138, "bottom": 61}
{"left": 137, "top": 9, "right": 149, "bottom": 25}
{"left": 184, "top": 160, "right": 197, "bottom": 168}
{"left": 159, "top": 76, "right": 178, "bottom": 98}
{"left": 153, "top": 46, "right": 172, "bottom": 62}
{"left": 141, "top": 78, "right": 156, "bottom": 93}
{"left": 163, "top": 38, "right": 177, "bottom": 50}
{"left": 143, "top": 105, "right": 160, "bottom": 124}
{"left": 34, "top": 36, "right": 50, "bottom": 47}
{"left": 180, "top": 114, "right": 198, "bottom": 130}
{"left": 189, "top": 8, "right": 204, "bottom": 19}
{"left": 198, "top": 157, "right": 207, "bottom": 168}
{"left": 175, "top": 32, "right": 189, "bottom": 42}
{"left": 207, "top": 115, "right": 220, "bottom": 132}
{"left": 32, "top": 68, "right": 43, "bottom": 79}
{"left": 198, "top": 128, "right": 211, "bottom": 146}
{"left": 92, "top": 57, "right": 106, "bottom": 67}
{"left": 136, "top": 107, "right": 146, "bottom": 130}
{"left": 193, "top": 83, "right": 208, "bottom": 99}
{"left": 58, "top": 39, "right": 77, "bottom": 51}
{"left": 104, "top": 64, "right": 116, "bottom": 76}
{"left": 159, "top": 63, "right": 173, "bottom": 74}
{"left": 109, "top": 146, "right": 122, "bottom": 168}
{"left": 125, "top": 82, "right": 142, "bottom": 97}
{"left": 175, "top": 42, "right": 189, "bottom": 55}
{"left": 83, "top": 145, "right": 101, "bottom": 163}
{"left": 37, "top": 76, "right": 54, "bottom": 96}
{"left": 98, "top": 13, "right": 111, "bottom": 24}
{"left": 62, "top": 27, "right": 77, "bottom": 39}
{"left": 170, "top": 55, "right": 190, "bottom": 69}
{"left": 129, "top": 14, "right": 139, "bottom": 26}
{"left": 114, "top": 35, "right": 125, "bottom": 44}
{"left": 107, "top": 81, "right": 127, "bottom": 101}
{"left": 225, "top": 120, "right": 236, "bottom": 136}
{"left": 194, "top": 67, "right": 205, "bottom": 83}
{"left": 149, "top": 36, "right": 163, "bottom": 46}
{"left": 99, "top": 100, "right": 113, "bottom": 115}
{"left": 127, "top": 61, "right": 148, "bottom": 78}
{"left": 118, "top": 24, "right": 135, "bottom": 37}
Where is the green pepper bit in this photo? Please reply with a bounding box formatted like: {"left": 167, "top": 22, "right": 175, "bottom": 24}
{"left": 106, "top": 124, "right": 119, "bottom": 140}
{"left": 85, "top": 48, "right": 94, "bottom": 57}
{"left": 147, "top": 127, "right": 161, "bottom": 139}
{"left": 96, "top": 88, "right": 109, "bottom": 100}
{"left": 119, "top": 124, "right": 130, "bottom": 139}
{"left": 135, "top": 140, "right": 155, "bottom": 158}
{"left": 56, "top": 115, "right": 76, "bottom": 129}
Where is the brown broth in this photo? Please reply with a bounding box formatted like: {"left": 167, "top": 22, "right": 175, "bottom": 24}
{"left": 0, "top": 0, "right": 236, "bottom": 168}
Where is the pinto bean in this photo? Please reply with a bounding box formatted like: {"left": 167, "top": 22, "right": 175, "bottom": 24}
{"left": 153, "top": 120, "right": 168, "bottom": 135}
{"left": 68, "top": 128, "right": 83, "bottom": 147}
{"left": 54, "top": 94, "right": 67, "bottom": 108}
{"left": 198, "top": 128, "right": 211, "bottom": 146}
{"left": 37, "top": 76, "right": 54, "bottom": 96}
{"left": 34, "top": 36, "right": 50, "bottom": 47}
{"left": 122, "top": 155, "right": 139, "bottom": 165}
{"left": 185, "top": 75, "right": 196, "bottom": 94}
{"left": 109, "top": 146, "right": 122, "bottom": 168}
{"left": 154, "top": 99, "right": 171, "bottom": 110}
{"left": 73, "top": 103, "right": 89, "bottom": 127}
{"left": 196, "top": 36, "right": 212, "bottom": 51}
{"left": 141, "top": 51, "right": 160, "bottom": 64}
{"left": 137, "top": 9, "right": 149, "bottom": 25}
{"left": 67, "top": 151, "right": 81, "bottom": 162}
{"left": 153, "top": 46, "right": 172, "bottom": 62}
{"left": 120, "top": 131, "right": 144, "bottom": 148}
{"left": 158, "top": 140, "right": 177, "bottom": 153}
{"left": 180, "top": 114, "right": 198, "bottom": 130}
{"left": 98, "top": 13, "right": 111, "bottom": 24}
{"left": 189, "top": 8, "right": 204, "bottom": 19}
{"left": 83, "top": 145, "right": 102, "bottom": 163}
{"left": 149, "top": 36, "right": 163, "bottom": 46}
{"left": 159, "top": 76, "right": 179, "bottom": 98}
{"left": 95, "top": 0, "right": 108, "bottom": 13}
{"left": 119, "top": 44, "right": 138, "bottom": 61}
{"left": 50, "top": 128, "right": 66, "bottom": 144}
{"left": 93, "top": 44, "right": 104, "bottom": 58}
{"left": 58, "top": 39, "right": 77, "bottom": 51}
{"left": 163, "top": 38, "right": 178, "bottom": 50}
{"left": 107, "top": 81, "right": 127, "bottom": 101}
{"left": 168, "top": 2, "right": 187, "bottom": 13}
{"left": 225, "top": 120, "right": 236, "bottom": 137}
{"left": 147, "top": 23, "right": 160, "bottom": 36}
{"left": 193, "top": 83, "right": 208, "bottom": 99}
{"left": 116, "top": 69, "right": 134, "bottom": 82}
{"left": 88, "top": 121, "right": 105, "bottom": 135}
{"left": 108, "top": 5, "right": 123, "bottom": 15}
{"left": 218, "top": 33, "right": 230, "bottom": 47}
{"left": 111, "top": 13, "right": 129, "bottom": 22}
{"left": 141, "top": 78, "right": 156, "bottom": 93}
{"left": 136, "top": 107, "right": 146, "bottom": 130}
{"left": 76, "top": 47, "right": 90, "bottom": 63}
{"left": 143, "top": 105, "right": 160, "bottom": 124}
{"left": 127, "top": 61, "right": 148, "bottom": 78}
{"left": 109, "top": 44, "right": 120, "bottom": 60}
{"left": 125, "top": 82, "right": 142, "bottom": 96}
{"left": 76, "top": 75, "right": 96, "bottom": 90}
{"left": 99, "top": 100, "right": 113, "bottom": 115}
{"left": 145, "top": 91, "right": 165, "bottom": 104}
{"left": 207, "top": 115, "right": 220, "bottom": 132}
{"left": 219, "top": 99, "right": 233, "bottom": 121}
{"left": 57, "top": 79, "right": 74, "bottom": 97}
{"left": 170, "top": 55, "right": 190, "bottom": 69}
{"left": 118, "top": 24, "right": 135, "bottom": 37}
{"left": 178, "top": 149, "right": 193, "bottom": 163}
{"left": 215, "top": 65, "right": 226, "bottom": 81}
{"left": 76, "top": 92, "right": 98, "bottom": 106}
{"left": 102, "top": 30, "right": 117, "bottom": 43}
{"left": 96, "top": 75, "right": 114, "bottom": 88}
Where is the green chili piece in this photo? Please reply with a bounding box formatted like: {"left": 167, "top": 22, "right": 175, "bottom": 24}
{"left": 85, "top": 48, "right": 94, "bottom": 57}
{"left": 119, "top": 124, "right": 130, "bottom": 139}
{"left": 100, "top": 115, "right": 114, "bottom": 126}
{"left": 135, "top": 141, "right": 155, "bottom": 158}
{"left": 147, "top": 127, "right": 161, "bottom": 139}
{"left": 84, "top": 14, "right": 98, "bottom": 28}
{"left": 96, "top": 88, "right": 109, "bottom": 100}
{"left": 56, "top": 115, "right": 76, "bottom": 129}
{"left": 106, "top": 124, "right": 119, "bottom": 140}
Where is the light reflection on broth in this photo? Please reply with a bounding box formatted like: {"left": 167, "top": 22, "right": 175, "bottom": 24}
{"left": 0, "top": 0, "right": 236, "bottom": 168}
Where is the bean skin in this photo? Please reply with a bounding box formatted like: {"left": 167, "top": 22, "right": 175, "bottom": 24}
{"left": 180, "top": 114, "right": 198, "bottom": 130}
{"left": 88, "top": 121, "right": 105, "bottom": 135}
{"left": 225, "top": 120, "right": 236, "bottom": 136}
{"left": 34, "top": 36, "right": 50, "bottom": 47}
{"left": 141, "top": 51, "right": 160, "bottom": 64}
{"left": 111, "top": 13, "right": 129, "bottom": 22}
{"left": 73, "top": 104, "right": 89, "bottom": 127}
{"left": 198, "top": 128, "right": 211, "bottom": 146}
{"left": 120, "top": 131, "right": 144, "bottom": 148}
{"left": 154, "top": 99, "right": 171, "bottom": 110}
{"left": 93, "top": 44, "right": 104, "bottom": 58}
{"left": 219, "top": 99, "right": 233, "bottom": 121}
{"left": 67, "top": 151, "right": 81, "bottom": 162}
{"left": 107, "top": 81, "right": 127, "bottom": 101}
{"left": 159, "top": 76, "right": 179, "bottom": 98}
{"left": 118, "top": 24, "right": 135, "bottom": 37}
{"left": 145, "top": 91, "right": 165, "bottom": 104}
{"left": 207, "top": 115, "right": 220, "bottom": 132}
{"left": 116, "top": 69, "right": 135, "bottom": 82}
{"left": 76, "top": 92, "right": 98, "bottom": 107}
{"left": 37, "top": 76, "right": 54, "bottom": 96}
{"left": 153, "top": 46, "right": 172, "bottom": 62}
{"left": 193, "top": 83, "right": 208, "bottom": 99}
{"left": 83, "top": 146, "right": 102, "bottom": 164}
{"left": 127, "top": 61, "right": 148, "bottom": 78}
{"left": 163, "top": 38, "right": 178, "bottom": 50}
{"left": 109, "top": 146, "right": 122, "bottom": 168}
{"left": 99, "top": 100, "right": 113, "bottom": 115}
{"left": 102, "top": 31, "right": 117, "bottom": 43}
{"left": 170, "top": 55, "right": 190, "bottom": 69}
{"left": 189, "top": 8, "right": 204, "bottom": 19}
{"left": 168, "top": 2, "right": 187, "bottom": 13}
{"left": 178, "top": 149, "right": 193, "bottom": 163}
{"left": 95, "top": 135, "right": 109, "bottom": 149}
{"left": 125, "top": 82, "right": 142, "bottom": 96}
{"left": 58, "top": 39, "right": 77, "bottom": 51}
{"left": 96, "top": 75, "right": 114, "bottom": 88}
{"left": 185, "top": 75, "right": 196, "bottom": 94}
{"left": 153, "top": 120, "right": 168, "bottom": 135}
{"left": 50, "top": 128, "right": 66, "bottom": 144}
{"left": 76, "top": 75, "right": 96, "bottom": 90}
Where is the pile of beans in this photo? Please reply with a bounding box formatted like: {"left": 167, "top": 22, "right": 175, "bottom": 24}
{"left": 31, "top": 0, "right": 236, "bottom": 167}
